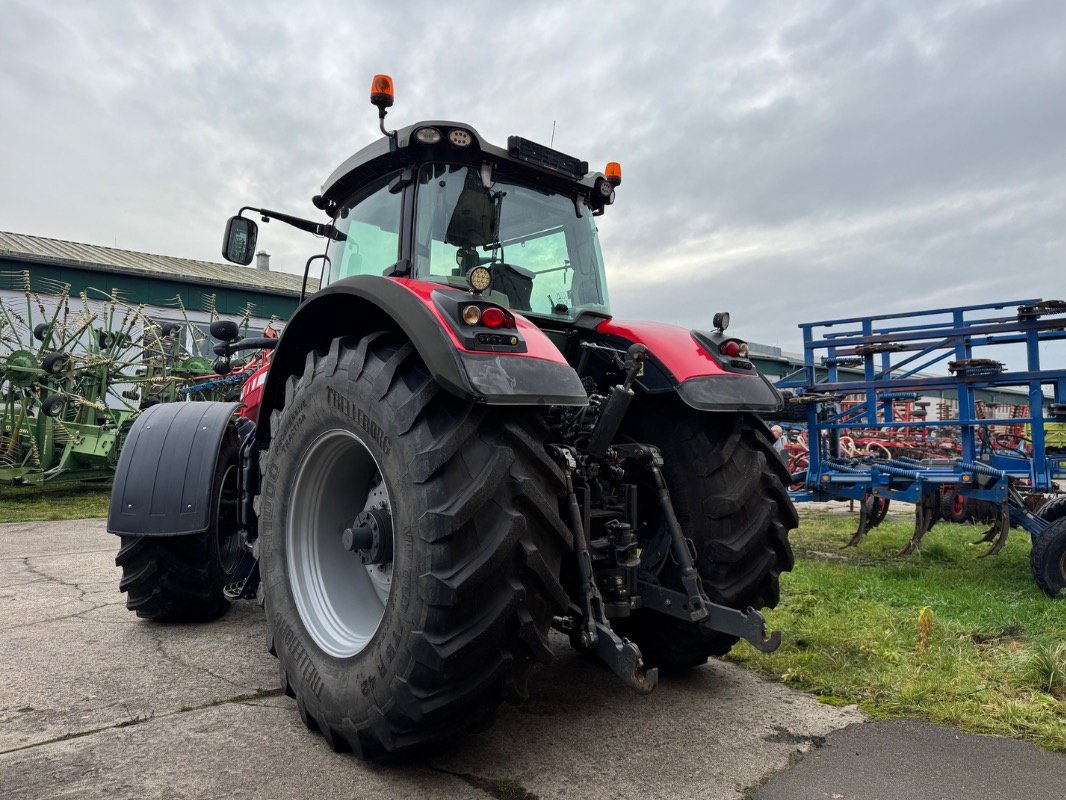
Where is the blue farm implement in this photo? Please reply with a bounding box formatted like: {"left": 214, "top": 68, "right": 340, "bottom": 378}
{"left": 776, "top": 298, "right": 1066, "bottom": 596}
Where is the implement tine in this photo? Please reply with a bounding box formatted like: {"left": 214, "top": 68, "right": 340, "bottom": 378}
{"left": 979, "top": 503, "right": 1011, "bottom": 558}
{"left": 899, "top": 493, "right": 936, "bottom": 555}
{"left": 844, "top": 494, "right": 873, "bottom": 548}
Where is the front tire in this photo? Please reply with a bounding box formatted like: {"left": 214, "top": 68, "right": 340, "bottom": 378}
{"left": 614, "top": 399, "right": 797, "bottom": 669}
{"left": 259, "top": 333, "right": 570, "bottom": 758}
{"left": 115, "top": 428, "right": 242, "bottom": 621}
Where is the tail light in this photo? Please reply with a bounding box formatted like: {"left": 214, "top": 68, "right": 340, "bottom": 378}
{"left": 482, "top": 307, "right": 506, "bottom": 328}
{"left": 461, "top": 304, "right": 515, "bottom": 329}
{"left": 720, "top": 340, "right": 749, "bottom": 358}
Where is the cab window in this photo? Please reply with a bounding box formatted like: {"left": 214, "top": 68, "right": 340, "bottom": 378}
{"left": 325, "top": 176, "right": 402, "bottom": 285}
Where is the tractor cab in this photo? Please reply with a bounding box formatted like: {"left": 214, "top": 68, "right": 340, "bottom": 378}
{"left": 223, "top": 76, "right": 620, "bottom": 340}
{"left": 218, "top": 75, "right": 781, "bottom": 419}
{"left": 323, "top": 154, "right": 612, "bottom": 327}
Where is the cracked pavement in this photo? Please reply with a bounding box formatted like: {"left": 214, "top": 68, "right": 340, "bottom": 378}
{"left": 4, "top": 519, "right": 1061, "bottom": 800}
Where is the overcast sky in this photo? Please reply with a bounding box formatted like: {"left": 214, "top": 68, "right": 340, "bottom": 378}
{"left": 1, "top": 0, "right": 1064, "bottom": 360}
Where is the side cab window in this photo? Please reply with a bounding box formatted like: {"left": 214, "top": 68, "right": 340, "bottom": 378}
{"left": 325, "top": 175, "right": 402, "bottom": 285}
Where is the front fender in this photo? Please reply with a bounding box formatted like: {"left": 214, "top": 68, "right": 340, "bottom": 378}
{"left": 595, "top": 319, "right": 782, "bottom": 413}
{"left": 107, "top": 402, "right": 239, "bottom": 536}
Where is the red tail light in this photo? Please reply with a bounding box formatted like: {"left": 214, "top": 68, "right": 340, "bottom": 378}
{"left": 482, "top": 307, "right": 506, "bottom": 328}
{"left": 720, "top": 340, "right": 741, "bottom": 358}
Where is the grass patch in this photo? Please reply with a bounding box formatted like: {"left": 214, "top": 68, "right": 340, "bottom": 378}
{"left": 729, "top": 510, "right": 1066, "bottom": 751}
{"left": 0, "top": 482, "right": 111, "bottom": 523}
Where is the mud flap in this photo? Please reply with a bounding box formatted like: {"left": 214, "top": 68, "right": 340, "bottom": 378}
{"left": 107, "top": 402, "right": 240, "bottom": 536}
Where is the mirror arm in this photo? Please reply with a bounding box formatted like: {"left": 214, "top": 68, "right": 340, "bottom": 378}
{"left": 239, "top": 206, "right": 345, "bottom": 241}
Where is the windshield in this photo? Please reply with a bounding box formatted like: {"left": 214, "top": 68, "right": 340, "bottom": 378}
{"left": 413, "top": 164, "right": 610, "bottom": 321}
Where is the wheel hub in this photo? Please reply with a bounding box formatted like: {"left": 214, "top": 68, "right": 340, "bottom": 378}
{"left": 342, "top": 507, "right": 394, "bottom": 563}
{"left": 287, "top": 429, "right": 393, "bottom": 658}
{"left": 5, "top": 350, "right": 38, "bottom": 387}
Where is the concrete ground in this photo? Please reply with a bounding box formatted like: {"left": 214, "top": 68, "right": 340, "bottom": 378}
{"left": 1, "top": 519, "right": 1063, "bottom": 800}
{"left": 755, "top": 718, "right": 1066, "bottom": 800}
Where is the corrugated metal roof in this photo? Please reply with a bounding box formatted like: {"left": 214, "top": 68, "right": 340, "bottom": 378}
{"left": 0, "top": 230, "right": 318, "bottom": 297}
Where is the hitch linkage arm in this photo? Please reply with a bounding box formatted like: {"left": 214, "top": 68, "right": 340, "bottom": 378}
{"left": 615, "top": 442, "right": 782, "bottom": 654}
{"left": 548, "top": 445, "right": 658, "bottom": 695}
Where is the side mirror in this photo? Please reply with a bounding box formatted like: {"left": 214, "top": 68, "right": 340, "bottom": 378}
{"left": 222, "top": 216, "right": 258, "bottom": 265}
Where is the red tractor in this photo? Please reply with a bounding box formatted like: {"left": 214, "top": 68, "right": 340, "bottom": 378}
{"left": 108, "top": 76, "right": 796, "bottom": 758}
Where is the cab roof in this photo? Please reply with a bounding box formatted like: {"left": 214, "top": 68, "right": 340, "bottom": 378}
{"left": 319, "top": 121, "right": 608, "bottom": 215}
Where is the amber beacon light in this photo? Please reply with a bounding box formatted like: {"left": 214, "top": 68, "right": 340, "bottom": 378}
{"left": 370, "top": 74, "right": 394, "bottom": 109}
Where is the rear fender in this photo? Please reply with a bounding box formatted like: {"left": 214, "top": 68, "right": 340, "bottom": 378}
{"left": 594, "top": 319, "right": 782, "bottom": 413}
{"left": 256, "top": 275, "right": 587, "bottom": 441}
{"left": 107, "top": 402, "right": 240, "bottom": 536}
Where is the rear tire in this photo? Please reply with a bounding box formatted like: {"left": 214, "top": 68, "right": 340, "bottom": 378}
{"left": 614, "top": 400, "right": 797, "bottom": 670}
{"left": 259, "top": 333, "right": 570, "bottom": 758}
{"left": 115, "top": 429, "right": 242, "bottom": 621}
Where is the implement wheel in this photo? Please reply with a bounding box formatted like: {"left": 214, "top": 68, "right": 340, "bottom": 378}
{"left": 613, "top": 399, "right": 796, "bottom": 669}
{"left": 1031, "top": 518, "right": 1066, "bottom": 597}
{"left": 1032, "top": 500, "right": 1066, "bottom": 597}
{"left": 115, "top": 428, "right": 242, "bottom": 621}
{"left": 870, "top": 496, "right": 891, "bottom": 527}
{"left": 941, "top": 489, "right": 971, "bottom": 523}
{"left": 259, "top": 333, "right": 570, "bottom": 758}
{"left": 1037, "top": 495, "right": 1066, "bottom": 523}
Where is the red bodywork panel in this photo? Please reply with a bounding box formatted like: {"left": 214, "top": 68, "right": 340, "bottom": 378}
{"left": 240, "top": 287, "right": 774, "bottom": 422}
{"left": 240, "top": 277, "right": 576, "bottom": 423}
{"left": 393, "top": 278, "right": 569, "bottom": 363}
{"left": 240, "top": 364, "right": 269, "bottom": 422}
{"left": 595, "top": 319, "right": 730, "bottom": 381}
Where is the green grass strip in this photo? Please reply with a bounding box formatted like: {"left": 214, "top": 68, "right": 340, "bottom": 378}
{"left": 0, "top": 483, "right": 111, "bottom": 523}
{"left": 730, "top": 509, "right": 1066, "bottom": 751}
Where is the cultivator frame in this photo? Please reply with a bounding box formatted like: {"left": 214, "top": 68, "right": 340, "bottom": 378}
{"left": 776, "top": 299, "right": 1066, "bottom": 581}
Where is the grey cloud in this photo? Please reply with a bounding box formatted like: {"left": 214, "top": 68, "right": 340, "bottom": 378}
{"left": 1, "top": 0, "right": 1063, "bottom": 366}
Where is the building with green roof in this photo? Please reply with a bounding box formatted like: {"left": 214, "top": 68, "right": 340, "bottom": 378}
{"left": 0, "top": 230, "right": 314, "bottom": 321}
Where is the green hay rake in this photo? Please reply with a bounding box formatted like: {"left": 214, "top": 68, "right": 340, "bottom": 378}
{"left": 0, "top": 270, "right": 261, "bottom": 485}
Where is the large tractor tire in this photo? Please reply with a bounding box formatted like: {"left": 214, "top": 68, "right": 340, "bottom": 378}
{"left": 115, "top": 429, "right": 242, "bottom": 621}
{"left": 259, "top": 333, "right": 570, "bottom": 758}
{"left": 614, "top": 398, "right": 796, "bottom": 670}
{"left": 1032, "top": 498, "right": 1066, "bottom": 597}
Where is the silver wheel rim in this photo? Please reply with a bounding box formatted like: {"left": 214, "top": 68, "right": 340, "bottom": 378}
{"left": 287, "top": 429, "right": 393, "bottom": 658}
